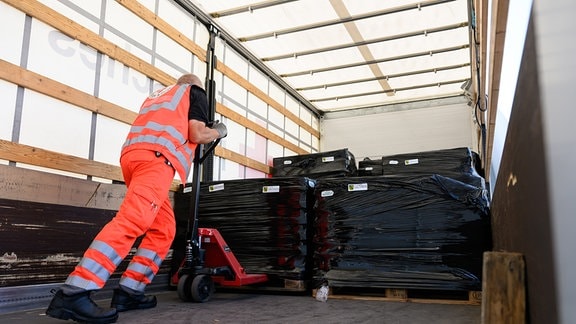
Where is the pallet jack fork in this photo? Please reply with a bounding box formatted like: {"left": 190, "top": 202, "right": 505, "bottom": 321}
{"left": 175, "top": 138, "right": 268, "bottom": 303}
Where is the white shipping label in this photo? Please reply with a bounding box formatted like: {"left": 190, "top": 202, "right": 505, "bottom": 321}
{"left": 322, "top": 156, "right": 335, "bottom": 162}
{"left": 209, "top": 183, "right": 225, "bottom": 192}
{"left": 405, "top": 159, "right": 419, "bottom": 165}
{"left": 364, "top": 167, "right": 374, "bottom": 171}
{"left": 389, "top": 160, "right": 399, "bottom": 165}
{"left": 321, "top": 190, "right": 334, "bottom": 197}
{"left": 348, "top": 183, "right": 368, "bottom": 191}
{"left": 283, "top": 160, "right": 293, "bottom": 165}
{"left": 183, "top": 186, "right": 192, "bottom": 193}
{"left": 262, "top": 185, "right": 280, "bottom": 193}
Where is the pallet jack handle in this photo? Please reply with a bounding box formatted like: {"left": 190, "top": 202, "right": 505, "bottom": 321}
{"left": 182, "top": 23, "right": 220, "bottom": 272}
{"left": 184, "top": 137, "right": 220, "bottom": 270}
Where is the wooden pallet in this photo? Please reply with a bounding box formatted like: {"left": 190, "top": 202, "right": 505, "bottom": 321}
{"left": 313, "top": 287, "right": 482, "bottom": 305}
{"left": 219, "top": 278, "right": 308, "bottom": 293}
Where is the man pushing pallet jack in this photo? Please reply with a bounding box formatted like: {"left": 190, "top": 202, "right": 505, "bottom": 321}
{"left": 171, "top": 139, "right": 268, "bottom": 303}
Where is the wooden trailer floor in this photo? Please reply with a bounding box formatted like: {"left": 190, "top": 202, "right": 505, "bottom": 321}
{"left": 0, "top": 288, "right": 480, "bottom": 324}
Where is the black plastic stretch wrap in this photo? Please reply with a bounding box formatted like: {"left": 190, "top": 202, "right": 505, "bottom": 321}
{"left": 272, "top": 149, "right": 357, "bottom": 178}
{"left": 358, "top": 157, "right": 384, "bottom": 176}
{"left": 189, "top": 177, "right": 316, "bottom": 280}
{"left": 380, "top": 147, "right": 485, "bottom": 188}
{"left": 313, "top": 174, "right": 491, "bottom": 291}
{"left": 172, "top": 147, "right": 491, "bottom": 291}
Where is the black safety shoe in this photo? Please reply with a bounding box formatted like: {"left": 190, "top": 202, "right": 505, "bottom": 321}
{"left": 110, "top": 288, "right": 157, "bottom": 312}
{"left": 46, "top": 289, "right": 118, "bottom": 323}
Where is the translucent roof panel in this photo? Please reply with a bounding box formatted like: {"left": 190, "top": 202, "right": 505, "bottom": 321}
{"left": 187, "top": 0, "right": 472, "bottom": 113}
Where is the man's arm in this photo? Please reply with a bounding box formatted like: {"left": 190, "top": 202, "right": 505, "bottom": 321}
{"left": 188, "top": 119, "right": 221, "bottom": 144}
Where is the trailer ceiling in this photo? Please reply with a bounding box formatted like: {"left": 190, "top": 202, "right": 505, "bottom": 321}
{"left": 184, "top": 0, "right": 473, "bottom": 114}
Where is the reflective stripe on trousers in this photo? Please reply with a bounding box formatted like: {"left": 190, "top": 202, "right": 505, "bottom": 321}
{"left": 119, "top": 247, "right": 164, "bottom": 292}
{"left": 65, "top": 150, "right": 176, "bottom": 291}
{"left": 65, "top": 240, "right": 122, "bottom": 290}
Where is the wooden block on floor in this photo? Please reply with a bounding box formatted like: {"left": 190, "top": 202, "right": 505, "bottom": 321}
{"left": 386, "top": 288, "right": 407, "bottom": 300}
{"left": 284, "top": 279, "right": 306, "bottom": 290}
{"left": 469, "top": 291, "right": 483, "bottom": 305}
{"left": 481, "top": 251, "right": 526, "bottom": 324}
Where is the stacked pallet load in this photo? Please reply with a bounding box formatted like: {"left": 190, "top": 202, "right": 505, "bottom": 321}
{"left": 313, "top": 147, "right": 491, "bottom": 302}
{"left": 272, "top": 148, "right": 357, "bottom": 178}
{"left": 172, "top": 177, "right": 316, "bottom": 289}
{"left": 380, "top": 147, "right": 485, "bottom": 188}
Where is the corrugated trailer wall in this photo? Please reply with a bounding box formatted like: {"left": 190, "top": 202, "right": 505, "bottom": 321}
{"left": 0, "top": 0, "right": 319, "bottom": 293}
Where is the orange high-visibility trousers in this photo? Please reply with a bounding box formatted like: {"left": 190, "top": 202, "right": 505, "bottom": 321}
{"left": 65, "top": 149, "right": 177, "bottom": 292}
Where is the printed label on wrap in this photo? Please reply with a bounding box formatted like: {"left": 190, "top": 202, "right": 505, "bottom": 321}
{"left": 209, "top": 183, "right": 225, "bottom": 192}
{"left": 348, "top": 183, "right": 368, "bottom": 191}
{"left": 405, "top": 159, "right": 419, "bottom": 165}
{"left": 322, "top": 156, "right": 335, "bottom": 162}
{"left": 262, "top": 185, "right": 280, "bottom": 193}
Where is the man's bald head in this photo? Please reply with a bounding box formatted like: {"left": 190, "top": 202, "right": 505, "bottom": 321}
{"left": 177, "top": 74, "right": 203, "bottom": 88}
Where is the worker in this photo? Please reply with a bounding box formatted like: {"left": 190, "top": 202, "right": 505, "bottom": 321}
{"left": 45, "top": 73, "right": 227, "bottom": 323}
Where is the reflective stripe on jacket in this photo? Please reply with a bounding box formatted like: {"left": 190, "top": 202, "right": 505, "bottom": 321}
{"left": 121, "top": 84, "right": 196, "bottom": 181}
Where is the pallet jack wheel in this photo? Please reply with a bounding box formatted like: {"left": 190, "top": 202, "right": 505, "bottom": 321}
{"left": 177, "top": 274, "right": 194, "bottom": 302}
{"left": 177, "top": 274, "right": 215, "bottom": 302}
{"left": 191, "top": 274, "right": 215, "bottom": 303}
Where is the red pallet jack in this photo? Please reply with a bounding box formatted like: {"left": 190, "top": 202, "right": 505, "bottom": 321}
{"left": 174, "top": 137, "right": 268, "bottom": 303}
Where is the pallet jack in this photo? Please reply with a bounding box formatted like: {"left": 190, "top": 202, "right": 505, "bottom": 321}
{"left": 174, "top": 137, "right": 268, "bottom": 303}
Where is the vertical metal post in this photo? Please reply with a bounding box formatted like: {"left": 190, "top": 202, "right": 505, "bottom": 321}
{"left": 184, "top": 24, "right": 221, "bottom": 270}
{"left": 203, "top": 25, "right": 218, "bottom": 182}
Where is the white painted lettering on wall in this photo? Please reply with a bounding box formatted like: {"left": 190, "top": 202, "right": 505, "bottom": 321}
{"left": 49, "top": 31, "right": 96, "bottom": 69}
{"left": 49, "top": 31, "right": 148, "bottom": 93}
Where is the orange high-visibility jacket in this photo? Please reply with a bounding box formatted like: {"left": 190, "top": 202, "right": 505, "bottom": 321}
{"left": 121, "top": 84, "right": 197, "bottom": 182}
